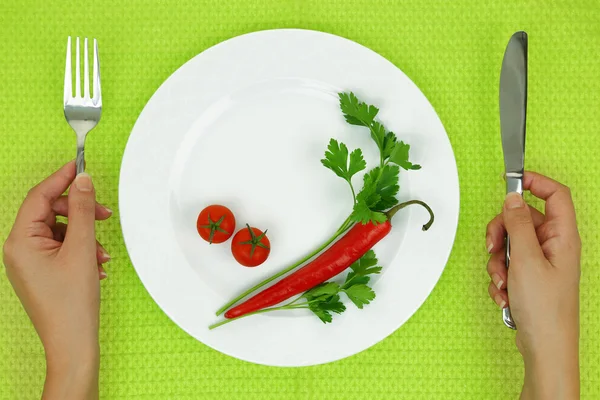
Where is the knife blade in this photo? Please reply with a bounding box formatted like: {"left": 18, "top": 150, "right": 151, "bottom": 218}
{"left": 499, "top": 31, "right": 528, "bottom": 330}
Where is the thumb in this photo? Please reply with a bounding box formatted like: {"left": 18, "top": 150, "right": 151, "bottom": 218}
{"left": 502, "top": 192, "right": 544, "bottom": 260}
{"left": 63, "top": 173, "right": 97, "bottom": 254}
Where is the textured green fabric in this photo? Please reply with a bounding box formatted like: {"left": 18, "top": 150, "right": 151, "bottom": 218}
{"left": 1, "top": 0, "right": 599, "bottom": 398}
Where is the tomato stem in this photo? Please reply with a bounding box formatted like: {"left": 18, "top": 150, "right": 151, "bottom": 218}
{"left": 238, "top": 224, "right": 270, "bottom": 259}
{"left": 198, "top": 213, "right": 230, "bottom": 244}
{"left": 385, "top": 200, "right": 435, "bottom": 231}
{"left": 215, "top": 216, "right": 354, "bottom": 316}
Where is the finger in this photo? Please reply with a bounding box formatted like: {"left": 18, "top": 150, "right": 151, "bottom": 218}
{"left": 96, "top": 241, "right": 111, "bottom": 264}
{"left": 63, "top": 173, "right": 97, "bottom": 255}
{"left": 15, "top": 161, "right": 76, "bottom": 229}
{"left": 488, "top": 281, "right": 508, "bottom": 309}
{"left": 486, "top": 207, "right": 545, "bottom": 254}
{"left": 98, "top": 265, "right": 107, "bottom": 280}
{"left": 502, "top": 193, "right": 545, "bottom": 260}
{"left": 487, "top": 251, "right": 507, "bottom": 290}
{"left": 53, "top": 222, "right": 110, "bottom": 264}
{"left": 52, "top": 196, "right": 113, "bottom": 220}
{"left": 523, "top": 171, "right": 577, "bottom": 230}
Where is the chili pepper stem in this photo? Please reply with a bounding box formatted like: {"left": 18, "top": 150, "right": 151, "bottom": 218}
{"left": 215, "top": 216, "right": 354, "bottom": 316}
{"left": 385, "top": 200, "right": 435, "bottom": 231}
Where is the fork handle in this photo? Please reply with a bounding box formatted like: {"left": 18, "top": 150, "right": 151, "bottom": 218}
{"left": 503, "top": 173, "right": 523, "bottom": 330}
{"left": 76, "top": 136, "right": 85, "bottom": 174}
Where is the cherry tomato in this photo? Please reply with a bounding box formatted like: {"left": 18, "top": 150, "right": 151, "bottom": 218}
{"left": 231, "top": 224, "right": 271, "bottom": 267}
{"left": 196, "top": 205, "right": 236, "bottom": 244}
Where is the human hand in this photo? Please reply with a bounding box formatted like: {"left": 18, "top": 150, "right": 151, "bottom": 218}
{"left": 485, "top": 172, "right": 580, "bottom": 399}
{"left": 2, "top": 161, "right": 111, "bottom": 399}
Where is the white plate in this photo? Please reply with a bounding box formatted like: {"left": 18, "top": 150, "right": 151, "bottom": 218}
{"left": 119, "top": 29, "right": 459, "bottom": 367}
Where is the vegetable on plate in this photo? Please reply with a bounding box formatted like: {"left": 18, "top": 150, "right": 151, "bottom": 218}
{"left": 231, "top": 224, "right": 271, "bottom": 267}
{"left": 197, "top": 205, "right": 236, "bottom": 244}
{"left": 210, "top": 92, "right": 434, "bottom": 328}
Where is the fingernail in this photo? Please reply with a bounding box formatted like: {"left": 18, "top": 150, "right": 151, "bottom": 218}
{"left": 98, "top": 244, "right": 111, "bottom": 261}
{"left": 104, "top": 206, "right": 113, "bottom": 215}
{"left": 494, "top": 294, "right": 506, "bottom": 309}
{"left": 486, "top": 236, "right": 493, "bottom": 253}
{"left": 505, "top": 192, "right": 524, "bottom": 209}
{"left": 99, "top": 271, "right": 108, "bottom": 279}
{"left": 74, "top": 173, "right": 93, "bottom": 192}
{"left": 492, "top": 273, "right": 504, "bottom": 290}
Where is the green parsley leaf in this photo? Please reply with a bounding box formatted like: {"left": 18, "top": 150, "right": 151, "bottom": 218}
{"left": 319, "top": 294, "right": 346, "bottom": 314}
{"left": 348, "top": 166, "right": 399, "bottom": 224}
{"left": 344, "top": 250, "right": 382, "bottom": 288}
{"left": 382, "top": 131, "right": 398, "bottom": 160}
{"left": 308, "top": 294, "right": 346, "bottom": 323}
{"left": 350, "top": 200, "right": 387, "bottom": 225}
{"left": 369, "top": 121, "right": 386, "bottom": 153}
{"left": 350, "top": 177, "right": 384, "bottom": 224}
{"left": 375, "top": 164, "right": 400, "bottom": 209}
{"left": 348, "top": 149, "right": 367, "bottom": 176}
{"left": 362, "top": 165, "right": 400, "bottom": 211}
{"left": 344, "top": 274, "right": 371, "bottom": 286}
{"left": 309, "top": 307, "right": 333, "bottom": 323}
{"left": 350, "top": 249, "right": 382, "bottom": 276}
{"left": 343, "top": 284, "right": 376, "bottom": 309}
{"left": 302, "top": 282, "right": 341, "bottom": 301}
{"left": 339, "top": 92, "right": 379, "bottom": 127}
{"left": 321, "top": 139, "right": 366, "bottom": 193}
{"left": 355, "top": 177, "right": 379, "bottom": 207}
{"left": 341, "top": 250, "right": 382, "bottom": 309}
{"left": 338, "top": 91, "right": 421, "bottom": 172}
{"left": 389, "top": 141, "right": 422, "bottom": 170}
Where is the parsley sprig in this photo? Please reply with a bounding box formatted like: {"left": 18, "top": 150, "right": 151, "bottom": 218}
{"left": 321, "top": 92, "right": 421, "bottom": 225}
{"left": 339, "top": 92, "right": 421, "bottom": 171}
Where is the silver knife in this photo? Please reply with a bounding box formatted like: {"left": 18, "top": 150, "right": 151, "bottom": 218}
{"left": 499, "top": 31, "right": 528, "bottom": 330}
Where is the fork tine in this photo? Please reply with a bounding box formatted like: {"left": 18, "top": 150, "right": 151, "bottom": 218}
{"left": 93, "top": 38, "right": 101, "bottom": 104}
{"left": 75, "top": 37, "right": 81, "bottom": 98}
{"left": 84, "top": 38, "right": 90, "bottom": 99}
{"left": 64, "top": 36, "right": 72, "bottom": 104}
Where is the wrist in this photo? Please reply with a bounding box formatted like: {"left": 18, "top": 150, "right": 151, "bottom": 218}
{"left": 521, "top": 335, "right": 579, "bottom": 399}
{"left": 44, "top": 344, "right": 99, "bottom": 400}
{"left": 46, "top": 345, "right": 99, "bottom": 372}
{"left": 45, "top": 336, "right": 100, "bottom": 370}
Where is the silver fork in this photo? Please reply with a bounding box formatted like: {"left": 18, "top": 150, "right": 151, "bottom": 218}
{"left": 64, "top": 36, "right": 102, "bottom": 174}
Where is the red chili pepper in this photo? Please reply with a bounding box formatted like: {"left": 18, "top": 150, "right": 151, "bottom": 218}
{"left": 224, "top": 200, "right": 433, "bottom": 319}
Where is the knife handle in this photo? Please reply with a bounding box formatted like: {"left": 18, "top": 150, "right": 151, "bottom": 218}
{"left": 503, "top": 236, "right": 517, "bottom": 329}
{"left": 503, "top": 173, "right": 523, "bottom": 330}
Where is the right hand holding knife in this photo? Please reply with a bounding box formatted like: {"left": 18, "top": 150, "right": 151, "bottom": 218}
{"left": 485, "top": 171, "right": 581, "bottom": 398}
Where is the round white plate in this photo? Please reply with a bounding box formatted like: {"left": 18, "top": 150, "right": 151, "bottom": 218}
{"left": 120, "top": 29, "right": 459, "bottom": 367}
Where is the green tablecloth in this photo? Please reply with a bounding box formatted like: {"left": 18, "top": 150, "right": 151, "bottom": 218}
{"left": 1, "top": 0, "right": 598, "bottom": 398}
